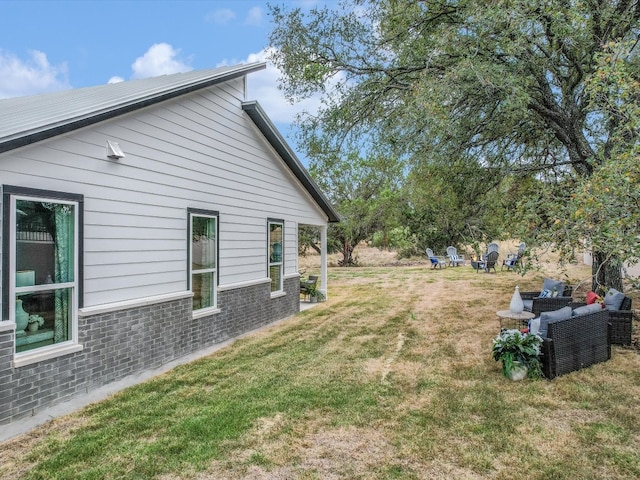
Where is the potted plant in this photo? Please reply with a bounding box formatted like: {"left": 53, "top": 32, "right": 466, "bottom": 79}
{"left": 27, "top": 314, "right": 45, "bottom": 332}
{"left": 306, "top": 284, "right": 325, "bottom": 303}
{"left": 491, "top": 329, "right": 543, "bottom": 380}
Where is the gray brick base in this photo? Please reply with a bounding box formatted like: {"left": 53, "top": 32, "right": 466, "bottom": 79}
{"left": 0, "top": 277, "right": 300, "bottom": 425}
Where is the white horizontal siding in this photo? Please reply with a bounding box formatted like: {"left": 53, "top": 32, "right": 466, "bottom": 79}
{"left": 1, "top": 78, "right": 327, "bottom": 307}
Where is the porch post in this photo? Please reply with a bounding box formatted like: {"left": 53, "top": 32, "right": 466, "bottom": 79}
{"left": 320, "top": 225, "right": 328, "bottom": 299}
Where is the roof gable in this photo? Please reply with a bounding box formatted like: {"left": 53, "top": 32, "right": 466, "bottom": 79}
{"left": 0, "top": 63, "right": 339, "bottom": 223}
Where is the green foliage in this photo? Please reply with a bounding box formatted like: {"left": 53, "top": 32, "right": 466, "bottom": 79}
{"left": 491, "top": 329, "right": 543, "bottom": 379}
{"left": 516, "top": 40, "right": 640, "bottom": 289}
{"left": 306, "top": 282, "right": 326, "bottom": 301}
{"left": 311, "top": 152, "right": 405, "bottom": 266}
{"left": 371, "top": 226, "right": 420, "bottom": 257}
{"left": 269, "top": 0, "right": 640, "bottom": 288}
{"left": 298, "top": 225, "right": 321, "bottom": 256}
{"left": 402, "top": 161, "right": 509, "bottom": 252}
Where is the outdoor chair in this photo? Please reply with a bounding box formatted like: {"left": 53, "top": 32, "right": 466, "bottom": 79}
{"left": 446, "top": 246, "right": 466, "bottom": 267}
{"left": 487, "top": 242, "right": 499, "bottom": 254}
{"left": 521, "top": 278, "right": 573, "bottom": 317}
{"left": 540, "top": 307, "right": 611, "bottom": 379}
{"left": 606, "top": 295, "right": 633, "bottom": 346}
{"left": 502, "top": 242, "right": 526, "bottom": 271}
{"left": 426, "top": 248, "right": 446, "bottom": 269}
{"left": 473, "top": 250, "right": 499, "bottom": 273}
{"left": 300, "top": 275, "right": 318, "bottom": 301}
{"left": 471, "top": 242, "right": 499, "bottom": 271}
{"left": 570, "top": 293, "right": 633, "bottom": 346}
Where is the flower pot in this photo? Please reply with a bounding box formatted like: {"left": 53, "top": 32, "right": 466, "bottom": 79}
{"left": 507, "top": 362, "right": 528, "bottom": 381}
{"left": 28, "top": 322, "right": 39, "bottom": 332}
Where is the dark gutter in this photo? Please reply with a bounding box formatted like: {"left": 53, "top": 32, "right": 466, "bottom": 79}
{"left": 1, "top": 63, "right": 266, "bottom": 154}
{"left": 241, "top": 100, "right": 340, "bottom": 223}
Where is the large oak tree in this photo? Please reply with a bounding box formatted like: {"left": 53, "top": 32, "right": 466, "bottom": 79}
{"left": 269, "top": 0, "right": 640, "bottom": 289}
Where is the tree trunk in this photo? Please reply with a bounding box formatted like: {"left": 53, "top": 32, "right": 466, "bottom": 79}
{"left": 339, "top": 241, "right": 356, "bottom": 266}
{"left": 591, "top": 250, "right": 623, "bottom": 293}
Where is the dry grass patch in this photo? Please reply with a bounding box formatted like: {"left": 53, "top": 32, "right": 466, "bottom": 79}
{"left": 2, "top": 246, "right": 640, "bottom": 479}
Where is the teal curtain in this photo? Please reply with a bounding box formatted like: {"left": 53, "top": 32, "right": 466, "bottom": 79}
{"left": 52, "top": 204, "right": 74, "bottom": 343}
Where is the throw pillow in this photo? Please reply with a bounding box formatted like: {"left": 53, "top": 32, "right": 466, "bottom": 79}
{"left": 542, "top": 278, "right": 565, "bottom": 297}
{"left": 528, "top": 317, "right": 541, "bottom": 335}
{"left": 539, "top": 289, "right": 551, "bottom": 298}
{"left": 539, "top": 306, "right": 573, "bottom": 337}
{"left": 586, "top": 291, "right": 599, "bottom": 305}
{"left": 572, "top": 303, "right": 603, "bottom": 316}
{"left": 603, "top": 288, "right": 625, "bottom": 311}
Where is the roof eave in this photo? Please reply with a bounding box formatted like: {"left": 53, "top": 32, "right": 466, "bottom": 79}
{"left": 242, "top": 100, "right": 340, "bottom": 223}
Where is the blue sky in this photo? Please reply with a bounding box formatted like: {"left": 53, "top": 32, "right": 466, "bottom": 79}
{"left": 0, "top": 0, "right": 337, "bottom": 165}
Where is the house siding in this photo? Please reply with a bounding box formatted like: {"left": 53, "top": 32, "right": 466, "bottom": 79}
{"left": 0, "top": 78, "right": 327, "bottom": 308}
{"left": 0, "top": 72, "right": 330, "bottom": 429}
{"left": 0, "top": 276, "right": 299, "bottom": 425}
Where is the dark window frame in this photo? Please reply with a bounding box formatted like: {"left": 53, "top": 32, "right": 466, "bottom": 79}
{"left": 2, "top": 185, "right": 84, "bottom": 321}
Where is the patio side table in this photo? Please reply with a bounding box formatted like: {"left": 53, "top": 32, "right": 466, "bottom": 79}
{"left": 496, "top": 310, "right": 535, "bottom": 331}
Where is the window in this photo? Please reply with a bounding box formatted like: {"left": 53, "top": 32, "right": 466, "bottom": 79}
{"left": 2, "top": 187, "right": 82, "bottom": 355}
{"left": 268, "top": 220, "right": 283, "bottom": 293}
{"left": 189, "top": 209, "right": 218, "bottom": 311}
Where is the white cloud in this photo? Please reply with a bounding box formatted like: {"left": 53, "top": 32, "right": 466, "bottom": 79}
{"left": 219, "top": 49, "right": 322, "bottom": 126}
{"left": 205, "top": 8, "right": 236, "bottom": 24}
{"left": 0, "top": 49, "right": 70, "bottom": 99}
{"left": 245, "top": 6, "right": 263, "bottom": 26}
{"left": 131, "top": 43, "right": 192, "bottom": 79}
{"left": 108, "top": 76, "right": 124, "bottom": 84}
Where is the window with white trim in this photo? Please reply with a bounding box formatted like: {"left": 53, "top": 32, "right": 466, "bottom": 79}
{"left": 189, "top": 209, "right": 218, "bottom": 311}
{"left": 268, "top": 220, "right": 283, "bottom": 293}
{"left": 3, "top": 187, "right": 82, "bottom": 355}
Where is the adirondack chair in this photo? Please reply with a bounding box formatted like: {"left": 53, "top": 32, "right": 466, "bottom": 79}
{"left": 487, "top": 242, "right": 499, "bottom": 254}
{"left": 502, "top": 242, "right": 526, "bottom": 271}
{"left": 471, "top": 242, "right": 499, "bottom": 271}
{"left": 446, "top": 246, "right": 466, "bottom": 267}
{"left": 474, "top": 250, "right": 499, "bottom": 273}
{"left": 426, "top": 248, "right": 446, "bottom": 269}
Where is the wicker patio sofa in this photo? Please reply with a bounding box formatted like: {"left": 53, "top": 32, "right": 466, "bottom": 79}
{"left": 541, "top": 308, "right": 611, "bottom": 379}
{"left": 521, "top": 284, "right": 573, "bottom": 317}
{"left": 570, "top": 295, "right": 633, "bottom": 346}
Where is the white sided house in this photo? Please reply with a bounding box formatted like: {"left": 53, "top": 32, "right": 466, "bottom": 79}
{"left": 0, "top": 62, "right": 339, "bottom": 426}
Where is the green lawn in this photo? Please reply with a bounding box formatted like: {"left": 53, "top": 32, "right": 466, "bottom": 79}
{"left": 2, "top": 264, "right": 639, "bottom": 479}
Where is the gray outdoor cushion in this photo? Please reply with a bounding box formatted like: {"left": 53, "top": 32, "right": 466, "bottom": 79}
{"left": 572, "top": 303, "right": 603, "bottom": 316}
{"left": 539, "top": 306, "right": 573, "bottom": 337}
{"left": 542, "top": 278, "right": 565, "bottom": 297}
{"left": 603, "top": 288, "right": 625, "bottom": 311}
{"left": 523, "top": 299, "right": 533, "bottom": 311}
